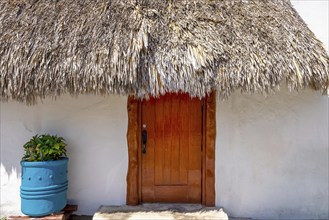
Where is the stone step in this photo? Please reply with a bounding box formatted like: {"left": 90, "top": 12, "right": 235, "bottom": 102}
{"left": 93, "top": 203, "right": 229, "bottom": 220}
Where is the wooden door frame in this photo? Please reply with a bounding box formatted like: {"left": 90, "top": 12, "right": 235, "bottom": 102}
{"left": 126, "top": 92, "right": 216, "bottom": 206}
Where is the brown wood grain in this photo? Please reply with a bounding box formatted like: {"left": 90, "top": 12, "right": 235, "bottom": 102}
{"left": 204, "top": 92, "right": 216, "bottom": 206}
{"left": 170, "top": 94, "right": 180, "bottom": 184}
{"left": 141, "top": 97, "right": 156, "bottom": 202}
{"left": 127, "top": 92, "right": 216, "bottom": 206}
{"left": 188, "top": 97, "right": 202, "bottom": 203}
{"left": 154, "top": 97, "right": 164, "bottom": 186}
{"left": 142, "top": 93, "right": 202, "bottom": 203}
{"left": 126, "top": 97, "right": 139, "bottom": 205}
{"left": 154, "top": 186, "right": 189, "bottom": 202}
{"left": 180, "top": 95, "right": 189, "bottom": 185}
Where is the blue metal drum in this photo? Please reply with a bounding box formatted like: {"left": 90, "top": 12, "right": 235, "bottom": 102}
{"left": 20, "top": 158, "right": 68, "bottom": 217}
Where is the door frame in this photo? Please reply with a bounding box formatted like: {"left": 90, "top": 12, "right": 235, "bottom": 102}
{"left": 126, "top": 92, "right": 216, "bottom": 206}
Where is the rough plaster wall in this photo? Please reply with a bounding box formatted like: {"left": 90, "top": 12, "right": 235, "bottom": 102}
{"left": 216, "top": 88, "right": 328, "bottom": 219}
{"left": 0, "top": 95, "right": 128, "bottom": 216}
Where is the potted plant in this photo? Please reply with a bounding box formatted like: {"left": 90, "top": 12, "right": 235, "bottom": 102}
{"left": 20, "top": 134, "right": 68, "bottom": 217}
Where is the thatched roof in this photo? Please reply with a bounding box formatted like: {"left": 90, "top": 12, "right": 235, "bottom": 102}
{"left": 0, "top": 0, "right": 328, "bottom": 104}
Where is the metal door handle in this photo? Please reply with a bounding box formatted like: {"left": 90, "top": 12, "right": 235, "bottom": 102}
{"left": 142, "top": 124, "right": 147, "bottom": 154}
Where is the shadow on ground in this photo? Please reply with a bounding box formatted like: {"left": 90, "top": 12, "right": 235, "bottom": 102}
{"left": 69, "top": 215, "right": 251, "bottom": 220}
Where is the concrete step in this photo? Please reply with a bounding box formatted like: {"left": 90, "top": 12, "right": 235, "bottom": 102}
{"left": 93, "top": 203, "right": 229, "bottom": 220}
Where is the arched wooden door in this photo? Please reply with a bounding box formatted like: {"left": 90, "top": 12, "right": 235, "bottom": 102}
{"left": 141, "top": 93, "right": 203, "bottom": 203}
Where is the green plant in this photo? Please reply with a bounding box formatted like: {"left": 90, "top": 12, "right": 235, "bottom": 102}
{"left": 22, "top": 134, "right": 67, "bottom": 162}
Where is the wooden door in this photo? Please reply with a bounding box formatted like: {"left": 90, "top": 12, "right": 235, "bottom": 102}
{"left": 141, "top": 93, "right": 203, "bottom": 203}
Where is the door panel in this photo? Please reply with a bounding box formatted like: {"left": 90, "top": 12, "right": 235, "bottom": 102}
{"left": 141, "top": 97, "right": 156, "bottom": 201}
{"left": 141, "top": 93, "right": 203, "bottom": 203}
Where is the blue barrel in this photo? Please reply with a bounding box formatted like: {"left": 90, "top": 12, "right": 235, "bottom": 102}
{"left": 20, "top": 158, "right": 68, "bottom": 217}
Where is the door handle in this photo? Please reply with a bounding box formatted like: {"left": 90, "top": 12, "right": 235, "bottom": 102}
{"left": 142, "top": 124, "right": 147, "bottom": 154}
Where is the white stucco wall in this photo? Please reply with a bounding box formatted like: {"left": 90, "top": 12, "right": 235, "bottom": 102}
{"left": 1, "top": 95, "right": 128, "bottom": 216}
{"left": 1, "top": 1, "right": 328, "bottom": 219}
{"left": 216, "top": 88, "right": 328, "bottom": 219}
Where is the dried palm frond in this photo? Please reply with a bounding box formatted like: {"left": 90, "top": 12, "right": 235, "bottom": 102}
{"left": 0, "top": 0, "right": 328, "bottom": 104}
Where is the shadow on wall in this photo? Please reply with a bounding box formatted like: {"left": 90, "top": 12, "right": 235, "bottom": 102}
{"left": 1, "top": 94, "right": 129, "bottom": 216}
{"left": 1, "top": 100, "right": 42, "bottom": 177}
{"left": 1, "top": 149, "right": 23, "bottom": 178}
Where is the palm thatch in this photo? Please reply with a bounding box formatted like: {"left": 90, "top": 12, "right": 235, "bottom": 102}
{"left": 0, "top": 0, "right": 328, "bottom": 104}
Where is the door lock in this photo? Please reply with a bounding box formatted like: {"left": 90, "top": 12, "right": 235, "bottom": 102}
{"left": 142, "top": 124, "right": 147, "bottom": 154}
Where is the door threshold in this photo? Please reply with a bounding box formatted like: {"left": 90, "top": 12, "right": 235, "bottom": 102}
{"left": 139, "top": 203, "right": 205, "bottom": 211}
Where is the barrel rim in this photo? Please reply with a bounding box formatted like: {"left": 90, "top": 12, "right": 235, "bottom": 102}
{"left": 21, "top": 157, "right": 68, "bottom": 166}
